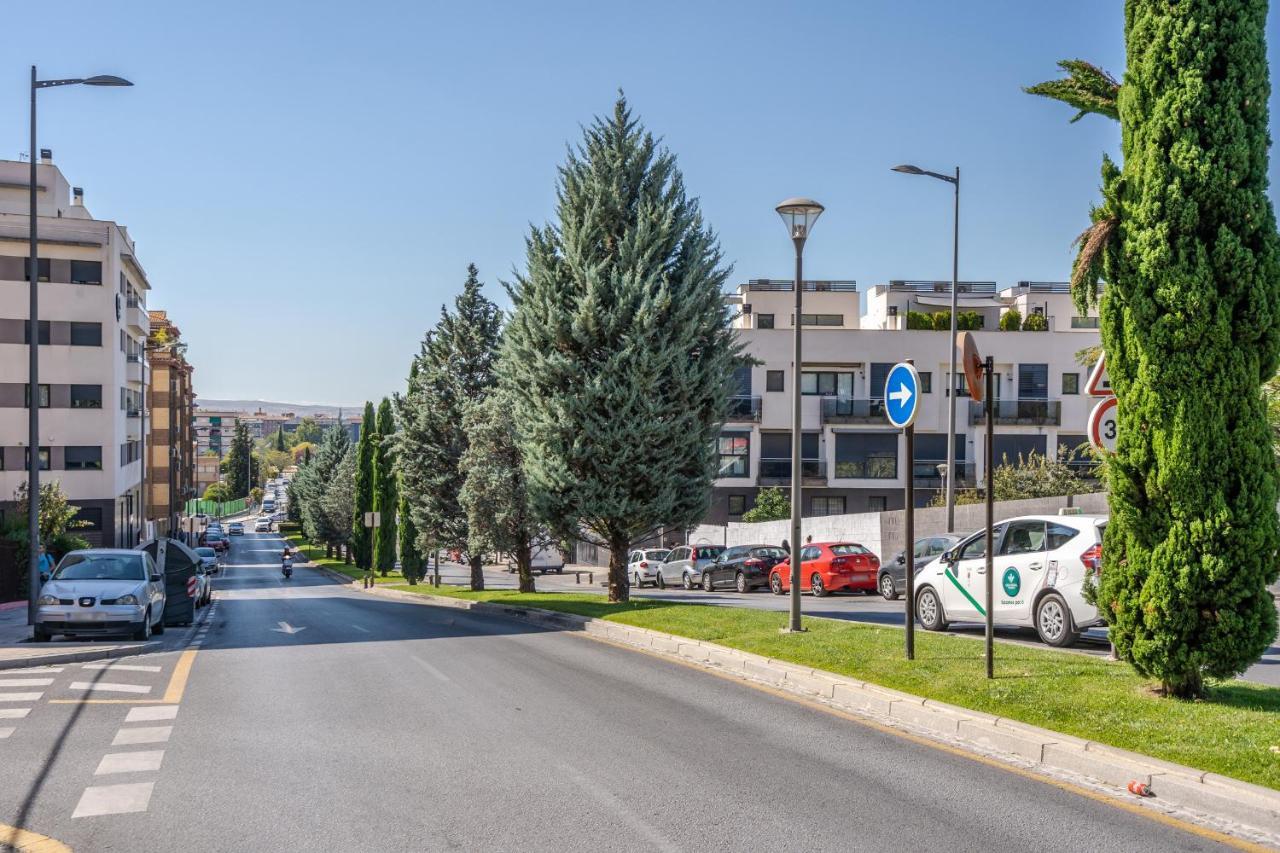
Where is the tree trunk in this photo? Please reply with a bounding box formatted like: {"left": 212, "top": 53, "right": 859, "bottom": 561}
{"left": 516, "top": 539, "right": 535, "bottom": 594}
{"left": 325, "top": 543, "right": 333, "bottom": 559}
{"left": 469, "top": 552, "right": 485, "bottom": 591}
{"left": 608, "top": 533, "right": 629, "bottom": 603}
{"left": 344, "top": 545, "right": 351, "bottom": 565}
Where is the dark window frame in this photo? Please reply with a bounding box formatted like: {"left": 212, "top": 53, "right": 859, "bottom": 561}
{"left": 756, "top": 314, "right": 775, "bottom": 329}
{"left": 24, "top": 383, "right": 50, "bottom": 408}
{"left": 1062, "top": 372, "right": 1080, "bottom": 395}
{"left": 69, "top": 260, "right": 103, "bottom": 285}
{"left": 727, "top": 494, "right": 746, "bottom": 516}
{"left": 69, "top": 322, "right": 102, "bottom": 347}
{"left": 717, "top": 432, "right": 750, "bottom": 478}
{"left": 766, "top": 370, "right": 784, "bottom": 393}
{"left": 65, "top": 445, "right": 103, "bottom": 471}
{"left": 70, "top": 384, "right": 103, "bottom": 409}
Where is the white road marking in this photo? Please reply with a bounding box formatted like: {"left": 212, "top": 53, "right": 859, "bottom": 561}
{"left": 125, "top": 705, "right": 178, "bottom": 722}
{"left": 16, "top": 667, "right": 63, "bottom": 673}
{"left": 0, "top": 727, "right": 14, "bottom": 738}
{"left": 0, "top": 708, "right": 31, "bottom": 719}
{"left": 81, "top": 663, "right": 163, "bottom": 673}
{"left": 95, "top": 750, "right": 165, "bottom": 775}
{"left": 69, "top": 681, "right": 152, "bottom": 695}
{"left": 350, "top": 624, "right": 370, "bottom": 633}
{"left": 0, "top": 692, "right": 43, "bottom": 702}
{"left": 112, "top": 726, "right": 172, "bottom": 746}
{"left": 411, "top": 655, "right": 451, "bottom": 682}
{"left": 0, "top": 678, "right": 54, "bottom": 687}
{"left": 72, "top": 781, "right": 154, "bottom": 817}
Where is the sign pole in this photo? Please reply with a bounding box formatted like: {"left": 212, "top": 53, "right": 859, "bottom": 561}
{"left": 904, "top": 359, "right": 916, "bottom": 661}
{"left": 883, "top": 359, "right": 920, "bottom": 661}
{"left": 984, "top": 355, "right": 995, "bottom": 680}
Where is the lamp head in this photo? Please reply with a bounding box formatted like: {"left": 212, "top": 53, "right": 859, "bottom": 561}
{"left": 775, "top": 197, "right": 824, "bottom": 241}
{"left": 82, "top": 75, "right": 133, "bottom": 87}
{"left": 891, "top": 164, "right": 925, "bottom": 175}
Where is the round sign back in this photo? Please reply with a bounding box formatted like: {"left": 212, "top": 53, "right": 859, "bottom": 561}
{"left": 958, "top": 332, "right": 985, "bottom": 403}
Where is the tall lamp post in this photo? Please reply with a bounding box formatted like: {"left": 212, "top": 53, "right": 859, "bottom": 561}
{"left": 774, "top": 197, "right": 824, "bottom": 634}
{"left": 26, "top": 67, "right": 132, "bottom": 627}
{"left": 892, "top": 164, "right": 959, "bottom": 532}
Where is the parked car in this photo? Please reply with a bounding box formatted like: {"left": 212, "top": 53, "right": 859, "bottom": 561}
{"left": 202, "top": 530, "right": 229, "bottom": 554}
{"left": 627, "top": 549, "right": 671, "bottom": 588}
{"left": 254, "top": 516, "right": 273, "bottom": 533}
{"left": 271, "top": 511, "right": 288, "bottom": 522}
{"left": 770, "top": 542, "right": 881, "bottom": 597}
{"left": 194, "top": 563, "right": 212, "bottom": 608}
{"left": 878, "top": 535, "right": 963, "bottom": 600}
{"left": 913, "top": 514, "right": 1106, "bottom": 647}
{"left": 660, "top": 544, "right": 725, "bottom": 590}
{"left": 34, "top": 549, "right": 167, "bottom": 642}
{"left": 701, "top": 544, "right": 787, "bottom": 592}
{"left": 193, "top": 546, "right": 220, "bottom": 575}
{"left": 228, "top": 521, "right": 245, "bottom": 536}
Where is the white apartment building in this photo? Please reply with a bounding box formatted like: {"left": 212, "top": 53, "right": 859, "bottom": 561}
{"left": 0, "top": 154, "right": 150, "bottom": 546}
{"left": 707, "top": 278, "right": 1102, "bottom": 525}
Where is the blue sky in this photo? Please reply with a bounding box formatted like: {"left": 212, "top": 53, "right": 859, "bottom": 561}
{"left": 4, "top": 1, "right": 1278, "bottom": 405}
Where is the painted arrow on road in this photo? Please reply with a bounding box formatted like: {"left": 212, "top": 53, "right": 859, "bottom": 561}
{"left": 888, "top": 384, "right": 913, "bottom": 406}
{"left": 271, "top": 622, "right": 306, "bottom": 635}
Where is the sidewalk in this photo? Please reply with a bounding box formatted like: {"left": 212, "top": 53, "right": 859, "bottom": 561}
{"left": 0, "top": 599, "right": 150, "bottom": 671}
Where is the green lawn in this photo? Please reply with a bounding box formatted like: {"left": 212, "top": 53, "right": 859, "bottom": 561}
{"left": 283, "top": 533, "right": 407, "bottom": 584}
{"left": 386, "top": 583, "right": 1280, "bottom": 791}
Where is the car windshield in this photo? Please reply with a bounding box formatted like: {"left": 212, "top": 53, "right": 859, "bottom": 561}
{"left": 205, "top": 533, "right": 222, "bottom": 541}
{"left": 695, "top": 547, "right": 724, "bottom": 559}
{"left": 830, "top": 544, "right": 869, "bottom": 556}
{"left": 53, "top": 554, "right": 145, "bottom": 581}
{"left": 752, "top": 547, "right": 787, "bottom": 558}
{"left": 195, "top": 548, "right": 216, "bottom": 558}
{"left": 646, "top": 550, "right": 670, "bottom": 561}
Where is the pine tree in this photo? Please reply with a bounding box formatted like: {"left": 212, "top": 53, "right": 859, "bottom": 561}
{"left": 501, "top": 95, "right": 739, "bottom": 602}
{"left": 350, "top": 401, "right": 376, "bottom": 570}
{"left": 397, "top": 485, "right": 422, "bottom": 584}
{"left": 321, "top": 445, "right": 357, "bottom": 555}
{"left": 397, "top": 265, "right": 503, "bottom": 591}
{"left": 372, "top": 397, "right": 398, "bottom": 576}
{"left": 459, "top": 388, "right": 537, "bottom": 593}
{"left": 301, "top": 424, "right": 351, "bottom": 555}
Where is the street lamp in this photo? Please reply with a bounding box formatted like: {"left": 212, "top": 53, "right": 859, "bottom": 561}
{"left": 892, "top": 164, "right": 959, "bottom": 532}
{"left": 26, "top": 67, "right": 132, "bottom": 627}
{"left": 775, "top": 197, "right": 824, "bottom": 634}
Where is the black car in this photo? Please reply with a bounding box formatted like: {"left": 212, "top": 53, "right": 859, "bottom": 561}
{"left": 878, "top": 534, "right": 962, "bottom": 600}
{"left": 701, "top": 544, "right": 788, "bottom": 593}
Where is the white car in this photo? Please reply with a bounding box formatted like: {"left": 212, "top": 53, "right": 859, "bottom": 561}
{"left": 913, "top": 513, "right": 1105, "bottom": 647}
{"left": 627, "top": 548, "right": 671, "bottom": 589}
{"left": 34, "top": 549, "right": 167, "bottom": 642}
{"left": 254, "top": 516, "right": 273, "bottom": 532}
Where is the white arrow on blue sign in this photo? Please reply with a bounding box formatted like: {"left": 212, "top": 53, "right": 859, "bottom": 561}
{"left": 884, "top": 362, "right": 921, "bottom": 429}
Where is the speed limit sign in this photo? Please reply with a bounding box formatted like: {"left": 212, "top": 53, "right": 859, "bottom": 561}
{"left": 1088, "top": 396, "right": 1118, "bottom": 453}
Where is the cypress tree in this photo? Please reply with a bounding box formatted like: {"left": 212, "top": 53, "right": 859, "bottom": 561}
{"left": 350, "top": 401, "right": 376, "bottom": 570}
{"left": 397, "top": 484, "right": 422, "bottom": 584}
{"left": 502, "top": 95, "right": 739, "bottom": 602}
{"left": 372, "top": 397, "right": 398, "bottom": 575}
{"left": 275, "top": 427, "right": 286, "bottom": 452}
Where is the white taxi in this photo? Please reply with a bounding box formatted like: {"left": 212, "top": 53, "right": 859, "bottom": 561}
{"left": 913, "top": 513, "right": 1105, "bottom": 647}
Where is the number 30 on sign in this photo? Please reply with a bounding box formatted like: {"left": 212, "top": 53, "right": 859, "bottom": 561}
{"left": 1088, "top": 396, "right": 1118, "bottom": 454}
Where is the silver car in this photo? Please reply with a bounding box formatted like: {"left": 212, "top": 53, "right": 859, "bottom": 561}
{"left": 35, "top": 549, "right": 166, "bottom": 642}
{"left": 660, "top": 544, "right": 727, "bottom": 590}
{"left": 878, "top": 535, "right": 962, "bottom": 600}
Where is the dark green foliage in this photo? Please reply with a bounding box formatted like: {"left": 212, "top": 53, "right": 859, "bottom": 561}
{"left": 397, "top": 484, "right": 421, "bottom": 584}
{"left": 275, "top": 428, "right": 286, "bottom": 452}
{"left": 999, "top": 309, "right": 1022, "bottom": 331}
{"left": 1095, "top": 2, "right": 1280, "bottom": 697}
{"left": 501, "top": 95, "right": 740, "bottom": 602}
{"left": 1024, "top": 59, "right": 1120, "bottom": 123}
{"left": 222, "top": 421, "right": 254, "bottom": 499}
{"left": 741, "top": 487, "right": 789, "bottom": 523}
{"left": 350, "top": 401, "right": 376, "bottom": 570}
{"left": 298, "top": 425, "right": 351, "bottom": 548}
{"left": 1021, "top": 312, "right": 1048, "bottom": 332}
{"left": 928, "top": 310, "right": 983, "bottom": 332}
{"left": 372, "top": 398, "right": 398, "bottom": 575}
{"left": 905, "top": 311, "right": 934, "bottom": 330}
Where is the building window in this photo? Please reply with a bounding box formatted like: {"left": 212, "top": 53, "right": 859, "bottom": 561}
{"left": 868, "top": 496, "right": 887, "bottom": 513}
{"left": 1071, "top": 316, "right": 1100, "bottom": 329}
{"left": 919, "top": 372, "right": 932, "bottom": 393}
{"left": 794, "top": 313, "right": 843, "bottom": 327}
{"left": 69, "top": 260, "right": 103, "bottom": 285}
{"left": 25, "top": 447, "right": 51, "bottom": 471}
{"left": 718, "top": 433, "right": 750, "bottom": 478}
{"left": 952, "top": 372, "right": 970, "bottom": 398}
{"left": 727, "top": 495, "right": 747, "bottom": 516}
{"left": 1018, "top": 363, "right": 1049, "bottom": 399}
{"left": 65, "top": 446, "right": 102, "bottom": 470}
{"left": 731, "top": 365, "right": 752, "bottom": 397}
{"left": 24, "top": 384, "right": 50, "bottom": 408}
{"left": 24, "top": 258, "right": 50, "bottom": 282}
{"left": 23, "top": 321, "right": 50, "bottom": 345}
{"left": 870, "top": 363, "right": 893, "bottom": 399}
{"left": 756, "top": 314, "right": 775, "bottom": 329}
{"left": 800, "top": 371, "right": 854, "bottom": 396}
{"left": 811, "top": 496, "right": 846, "bottom": 516}
{"left": 69, "top": 322, "right": 102, "bottom": 347}
{"left": 1062, "top": 372, "right": 1080, "bottom": 395}
{"left": 766, "top": 370, "right": 784, "bottom": 392}
{"left": 70, "top": 384, "right": 102, "bottom": 409}
{"left": 835, "top": 432, "right": 898, "bottom": 479}
{"left": 72, "top": 506, "right": 103, "bottom": 532}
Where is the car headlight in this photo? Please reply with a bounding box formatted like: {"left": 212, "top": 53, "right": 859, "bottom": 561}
{"left": 37, "top": 594, "right": 58, "bottom": 606}
{"left": 115, "top": 594, "right": 140, "bottom": 605}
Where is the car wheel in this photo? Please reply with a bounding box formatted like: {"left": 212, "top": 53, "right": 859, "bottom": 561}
{"left": 634, "top": 572, "right": 644, "bottom": 590}
{"left": 682, "top": 573, "right": 693, "bottom": 590}
{"left": 32, "top": 626, "right": 50, "bottom": 643}
{"left": 133, "top": 610, "right": 152, "bottom": 641}
{"left": 879, "top": 573, "right": 899, "bottom": 601}
{"left": 702, "top": 572, "right": 714, "bottom": 592}
{"left": 657, "top": 573, "right": 666, "bottom": 590}
{"left": 769, "top": 573, "right": 784, "bottom": 596}
{"left": 153, "top": 614, "right": 165, "bottom": 635}
{"left": 917, "top": 587, "right": 948, "bottom": 631}
{"left": 734, "top": 572, "right": 750, "bottom": 594}
{"left": 811, "top": 574, "right": 827, "bottom": 598}
{"left": 1035, "top": 592, "right": 1078, "bottom": 647}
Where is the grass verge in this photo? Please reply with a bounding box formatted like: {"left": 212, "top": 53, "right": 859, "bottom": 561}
{"left": 386, "top": 583, "right": 1280, "bottom": 791}
{"left": 283, "top": 533, "right": 407, "bottom": 584}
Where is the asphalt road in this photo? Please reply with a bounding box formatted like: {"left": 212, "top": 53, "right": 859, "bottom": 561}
{"left": 0, "top": 529, "right": 1253, "bottom": 851}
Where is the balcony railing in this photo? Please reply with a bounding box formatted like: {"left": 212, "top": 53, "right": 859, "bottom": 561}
{"left": 969, "top": 398, "right": 1062, "bottom": 426}
{"left": 887, "top": 280, "right": 997, "bottom": 294}
{"left": 126, "top": 353, "right": 142, "bottom": 363}
{"left": 758, "top": 457, "right": 827, "bottom": 484}
{"left": 912, "top": 459, "right": 975, "bottom": 487}
{"left": 821, "top": 397, "right": 886, "bottom": 424}
{"left": 725, "top": 395, "right": 762, "bottom": 422}
{"left": 746, "top": 279, "right": 857, "bottom": 292}
{"left": 126, "top": 408, "right": 141, "bottom": 419}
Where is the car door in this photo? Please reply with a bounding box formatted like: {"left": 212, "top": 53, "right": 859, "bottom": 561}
{"left": 145, "top": 554, "right": 165, "bottom": 617}
{"left": 995, "top": 520, "right": 1047, "bottom": 624}
{"left": 940, "top": 527, "right": 998, "bottom": 620}
{"left": 797, "top": 546, "right": 820, "bottom": 589}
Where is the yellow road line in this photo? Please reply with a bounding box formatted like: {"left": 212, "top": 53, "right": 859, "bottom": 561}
{"left": 0, "top": 821, "right": 72, "bottom": 852}
{"left": 590, "top": 634, "right": 1272, "bottom": 852}
{"left": 50, "top": 648, "right": 197, "bottom": 706}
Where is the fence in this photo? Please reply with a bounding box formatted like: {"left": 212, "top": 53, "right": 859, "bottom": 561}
{"left": 183, "top": 498, "right": 250, "bottom": 518}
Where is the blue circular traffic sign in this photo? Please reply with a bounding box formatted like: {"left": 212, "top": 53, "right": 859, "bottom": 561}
{"left": 884, "top": 362, "right": 920, "bottom": 428}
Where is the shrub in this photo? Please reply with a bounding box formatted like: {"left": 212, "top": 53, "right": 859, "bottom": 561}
{"left": 999, "top": 309, "right": 1022, "bottom": 331}
{"left": 1021, "top": 312, "right": 1049, "bottom": 331}
{"left": 905, "top": 311, "right": 934, "bottom": 330}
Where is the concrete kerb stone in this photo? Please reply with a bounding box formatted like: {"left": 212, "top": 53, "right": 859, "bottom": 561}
{"left": 355, "top": 584, "right": 1280, "bottom": 839}
{"left": 0, "top": 640, "right": 159, "bottom": 672}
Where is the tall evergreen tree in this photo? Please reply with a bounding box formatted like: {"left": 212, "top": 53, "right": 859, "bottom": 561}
{"left": 1031, "top": 4, "right": 1280, "bottom": 696}
{"left": 502, "top": 95, "right": 739, "bottom": 602}
{"left": 397, "top": 265, "right": 503, "bottom": 591}
{"left": 350, "top": 401, "right": 376, "bottom": 570}
{"left": 223, "top": 421, "right": 254, "bottom": 499}
{"left": 321, "top": 445, "right": 357, "bottom": 556}
{"left": 301, "top": 425, "right": 351, "bottom": 554}
{"left": 397, "top": 485, "right": 422, "bottom": 584}
{"left": 372, "top": 397, "right": 398, "bottom": 575}
{"left": 275, "top": 428, "right": 286, "bottom": 452}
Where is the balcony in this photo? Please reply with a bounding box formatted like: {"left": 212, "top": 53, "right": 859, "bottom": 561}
{"left": 126, "top": 408, "right": 141, "bottom": 419}
{"left": 911, "top": 459, "right": 976, "bottom": 488}
{"left": 821, "top": 397, "right": 887, "bottom": 425}
{"left": 725, "top": 395, "right": 762, "bottom": 422}
{"left": 126, "top": 353, "right": 144, "bottom": 383}
{"left": 758, "top": 457, "right": 827, "bottom": 486}
{"left": 970, "top": 398, "right": 1062, "bottom": 426}
{"left": 126, "top": 297, "right": 149, "bottom": 333}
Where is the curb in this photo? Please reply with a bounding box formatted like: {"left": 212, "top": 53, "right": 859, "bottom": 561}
{"left": 0, "top": 640, "right": 159, "bottom": 672}
{"left": 361, "top": 586, "right": 1280, "bottom": 841}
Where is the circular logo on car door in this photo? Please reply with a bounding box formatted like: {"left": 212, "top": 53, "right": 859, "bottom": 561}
{"left": 1002, "top": 567, "right": 1021, "bottom": 597}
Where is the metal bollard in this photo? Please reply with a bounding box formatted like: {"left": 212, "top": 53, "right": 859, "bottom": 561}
{"left": 589, "top": 572, "right": 594, "bottom": 585}
{"left": 575, "top": 572, "right": 580, "bottom": 585}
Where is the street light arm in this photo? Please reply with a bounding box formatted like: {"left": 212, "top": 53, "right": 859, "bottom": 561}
{"left": 35, "top": 79, "right": 86, "bottom": 89}
{"left": 920, "top": 169, "right": 957, "bottom": 184}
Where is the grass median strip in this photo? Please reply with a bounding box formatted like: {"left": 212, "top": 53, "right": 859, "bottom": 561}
{"left": 282, "top": 533, "right": 406, "bottom": 585}
{"left": 387, "top": 583, "right": 1280, "bottom": 792}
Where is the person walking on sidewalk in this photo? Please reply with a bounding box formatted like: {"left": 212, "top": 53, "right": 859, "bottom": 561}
{"left": 36, "top": 544, "right": 54, "bottom": 578}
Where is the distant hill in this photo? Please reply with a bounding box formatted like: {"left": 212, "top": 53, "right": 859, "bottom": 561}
{"left": 195, "top": 399, "right": 361, "bottom": 417}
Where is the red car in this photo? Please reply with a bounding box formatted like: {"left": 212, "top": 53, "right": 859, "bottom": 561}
{"left": 770, "top": 542, "right": 880, "bottom": 597}
{"left": 201, "top": 530, "right": 229, "bottom": 554}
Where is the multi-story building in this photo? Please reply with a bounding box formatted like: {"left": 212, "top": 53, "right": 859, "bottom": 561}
{"left": 193, "top": 409, "right": 238, "bottom": 458}
{"left": 145, "top": 311, "right": 195, "bottom": 535}
{"left": 0, "top": 154, "right": 151, "bottom": 546}
{"left": 707, "top": 278, "right": 1102, "bottom": 525}
{"left": 194, "top": 454, "right": 221, "bottom": 500}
